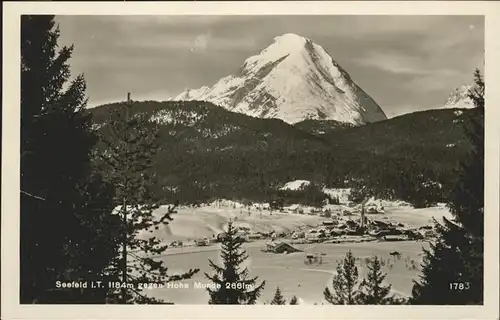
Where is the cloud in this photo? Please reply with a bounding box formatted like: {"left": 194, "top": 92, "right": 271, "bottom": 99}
{"left": 55, "top": 15, "right": 484, "bottom": 116}
{"left": 190, "top": 32, "right": 212, "bottom": 53}
{"left": 403, "top": 72, "right": 470, "bottom": 95}
{"left": 354, "top": 51, "right": 461, "bottom": 78}
{"left": 132, "top": 89, "right": 174, "bottom": 102}
{"left": 355, "top": 52, "right": 430, "bottom": 75}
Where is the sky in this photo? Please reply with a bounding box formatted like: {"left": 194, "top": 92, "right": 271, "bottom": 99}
{"left": 56, "top": 15, "right": 484, "bottom": 118}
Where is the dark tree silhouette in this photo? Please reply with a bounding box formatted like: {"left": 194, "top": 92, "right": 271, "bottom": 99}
{"left": 411, "top": 69, "right": 484, "bottom": 305}
{"left": 324, "top": 251, "right": 362, "bottom": 304}
{"left": 205, "top": 221, "right": 265, "bottom": 304}
{"left": 100, "top": 99, "right": 198, "bottom": 303}
{"left": 270, "top": 287, "right": 286, "bottom": 305}
{"left": 20, "top": 15, "right": 117, "bottom": 303}
{"left": 358, "top": 256, "right": 393, "bottom": 304}
{"left": 289, "top": 295, "right": 299, "bottom": 305}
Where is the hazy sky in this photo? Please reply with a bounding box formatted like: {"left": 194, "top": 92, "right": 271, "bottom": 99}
{"left": 56, "top": 15, "right": 484, "bottom": 118}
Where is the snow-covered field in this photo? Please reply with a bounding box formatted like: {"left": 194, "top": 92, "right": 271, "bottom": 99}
{"left": 142, "top": 203, "right": 325, "bottom": 242}
{"left": 143, "top": 200, "right": 452, "bottom": 242}
{"left": 378, "top": 204, "right": 452, "bottom": 228}
{"left": 145, "top": 241, "right": 427, "bottom": 304}
{"left": 138, "top": 200, "right": 452, "bottom": 304}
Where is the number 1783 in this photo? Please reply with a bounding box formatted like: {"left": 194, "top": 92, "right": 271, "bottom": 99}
{"left": 449, "top": 282, "right": 470, "bottom": 290}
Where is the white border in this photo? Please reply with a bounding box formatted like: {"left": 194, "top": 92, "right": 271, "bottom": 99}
{"left": 2, "top": 2, "right": 499, "bottom": 320}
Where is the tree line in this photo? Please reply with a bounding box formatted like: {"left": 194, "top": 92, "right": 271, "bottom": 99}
{"left": 20, "top": 15, "right": 484, "bottom": 305}
{"left": 90, "top": 97, "right": 472, "bottom": 209}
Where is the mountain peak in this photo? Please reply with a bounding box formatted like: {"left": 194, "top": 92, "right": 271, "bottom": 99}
{"left": 443, "top": 84, "right": 475, "bottom": 109}
{"left": 273, "top": 33, "right": 309, "bottom": 45}
{"left": 172, "top": 34, "right": 387, "bottom": 125}
{"left": 240, "top": 33, "right": 310, "bottom": 77}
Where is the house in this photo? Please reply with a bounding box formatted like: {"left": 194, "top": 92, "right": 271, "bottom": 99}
{"left": 307, "top": 229, "right": 329, "bottom": 241}
{"left": 237, "top": 232, "right": 249, "bottom": 242}
{"left": 372, "top": 220, "right": 390, "bottom": 228}
{"left": 195, "top": 238, "right": 209, "bottom": 246}
{"left": 258, "top": 231, "right": 273, "bottom": 238}
{"left": 306, "top": 230, "right": 320, "bottom": 241}
{"left": 329, "top": 228, "right": 343, "bottom": 236}
{"left": 322, "top": 220, "right": 337, "bottom": 227}
{"left": 248, "top": 233, "right": 262, "bottom": 240}
{"left": 286, "top": 204, "right": 300, "bottom": 213}
{"left": 270, "top": 198, "right": 284, "bottom": 211}
{"left": 365, "top": 204, "right": 381, "bottom": 213}
{"left": 346, "top": 228, "right": 362, "bottom": 235}
{"left": 345, "top": 220, "right": 358, "bottom": 229}
{"left": 371, "top": 228, "right": 401, "bottom": 238}
{"left": 363, "top": 197, "right": 385, "bottom": 213}
{"left": 389, "top": 251, "right": 402, "bottom": 257}
{"left": 265, "top": 241, "right": 303, "bottom": 254}
{"left": 423, "top": 230, "right": 437, "bottom": 238}
{"left": 419, "top": 225, "right": 433, "bottom": 230}
{"left": 216, "top": 232, "right": 227, "bottom": 242}
{"left": 383, "top": 235, "right": 407, "bottom": 241}
{"left": 216, "top": 231, "right": 248, "bottom": 242}
{"left": 291, "top": 231, "right": 305, "bottom": 239}
{"left": 404, "top": 230, "right": 424, "bottom": 240}
{"left": 304, "top": 252, "right": 323, "bottom": 265}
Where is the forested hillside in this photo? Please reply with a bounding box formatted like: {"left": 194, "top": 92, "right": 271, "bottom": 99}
{"left": 92, "top": 100, "right": 474, "bottom": 206}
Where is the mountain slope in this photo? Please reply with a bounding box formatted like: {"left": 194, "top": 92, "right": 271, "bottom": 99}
{"left": 294, "top": 119, "right": 355, "bottom": 135}
{"left": 172, "top": 33, "right": 387, "bottom": 125}
{"left": 91, "top": 100, "right": 473, "bottom": 205}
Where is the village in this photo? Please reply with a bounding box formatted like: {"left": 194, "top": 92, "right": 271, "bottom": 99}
{"left": 148, "top": 188, "right": 451, "bottom": 303}
{"left": 165, "top": 193, "right": 440, "bottom": 256}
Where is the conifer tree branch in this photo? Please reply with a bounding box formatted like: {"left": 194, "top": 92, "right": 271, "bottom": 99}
{"left": 21, "top": 190, "right": 46, "bottom": 201}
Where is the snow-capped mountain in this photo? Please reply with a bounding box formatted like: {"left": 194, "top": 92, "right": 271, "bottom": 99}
{"left": 442, "top": 85, "right": 475, "bottom": 109}
{"left": 172, "top": 33, "right": 387, "bottom": 125}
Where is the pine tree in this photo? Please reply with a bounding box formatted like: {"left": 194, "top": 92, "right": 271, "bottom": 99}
{"left": 410, "top": 219, "right": 475, "bottom": 304}
{"left": 411, "top": 69, "right": 484, "bottom": 305}
{"left": 20, "top": 15, "right": 118, "bottom": 303}
{"left": 324, "top": 251, "right": 361, "bottom": 304}
{"left": 358, "top": 256, "right": 393, "bottom": 304}
{"left": 270, "top": 287, "right": 286, "bottom": 305}
{"left": 289, "top": 295, "right": 299, "bottom": 305}
{"left": 205, "top": 221, "right": 265, "bottom": 304}
{"left": 448, "top": 69, "right": 484, "bottom": 238}
{"left": 100, "top": 99, "right": 198, "bottom": 303}
{"left": 68, "top": 163, "right": 121, "bottom": 303}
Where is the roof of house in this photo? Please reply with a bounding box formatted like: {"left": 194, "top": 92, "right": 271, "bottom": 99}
{"left": 266, "top": 241, "right": 302, "bottom": 252}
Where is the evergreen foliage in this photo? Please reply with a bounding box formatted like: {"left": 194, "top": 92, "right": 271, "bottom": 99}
{"left": 99, "top": 100, "right": 198, "bottom": 303}
{"left": 294, "top": 119, "right": 355, "bottom": 135}
{"left": 205, "top": 221, "right": 265, "bottom": 304}
{"left": 324, "top": 251, "right": 362, "bottom": 304}
{"left": 270, "top": 287, "right": 286, "bottom": 305}
{"left": 324, "top": 252, "right": 409, "bottom": 305}
{"left": 91, "top": 101, "right": 472, "bottom": 207}
{"left": 289, "top": 295, "right": 299, "bottom": 305}
{"left": 20, "top": 15, "right": 117, "bottom": 303}
{"left": 411, "top": 69, "right": 484, "bottom": 305}
{"left": 358, "top": 256, "right": 393, "bottom": 304}
{"left": 276, "top": 183, "right": 332, "bottom": 207}
{"left": 447, "top": 69, "right": 484, "bottom": 238}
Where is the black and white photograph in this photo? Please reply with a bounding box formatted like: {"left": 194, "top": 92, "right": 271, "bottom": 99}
{"left": 2, "top": 1, "right": 500, "bottom": 319}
